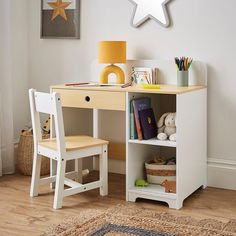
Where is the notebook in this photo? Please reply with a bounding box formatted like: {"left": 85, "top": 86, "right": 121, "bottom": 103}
{"left": 139, "top": 108, "right": 157, "bottom": 140}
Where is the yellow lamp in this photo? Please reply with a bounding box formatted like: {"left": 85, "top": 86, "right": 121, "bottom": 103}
{"left": 99, "top": 41, "right": 126, "bottom": 84}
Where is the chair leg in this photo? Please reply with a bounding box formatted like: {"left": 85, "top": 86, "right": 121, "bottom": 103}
{"left": 78, "top": 159, "right": 83, "bottom": 183}
{"left": 50, "top": 159, "right": 57, "bottom": 189}
{"left": 75, "top": 159, "right": 83, "bottom": 183}
{"left": 99, "top": 145, "right": 108, "bottom": 196}
{"left": 53, "top": 159, "right": 66, "bottom": 209}
{"left": 30, "top": 152, "right": 42, "bottom": 197}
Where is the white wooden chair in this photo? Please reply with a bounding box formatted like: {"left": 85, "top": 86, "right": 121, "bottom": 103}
{"left": 29, "top": 89, "right": 108, "bottom": 209}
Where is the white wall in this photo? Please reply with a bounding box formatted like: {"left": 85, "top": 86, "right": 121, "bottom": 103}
{"left": 28, "top": 0, "right": 236, "bottom": 189}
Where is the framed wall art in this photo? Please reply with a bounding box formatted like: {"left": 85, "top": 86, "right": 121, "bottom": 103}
{"left": 41, "top": 0, "right": 80, "bottom": 39}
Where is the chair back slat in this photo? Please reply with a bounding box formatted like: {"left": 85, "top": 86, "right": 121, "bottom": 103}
{"left": 34, "top": 92, "right": 55, "bottom": 115}
{"left": 29, "top": 89, "right": 66, "bottom": 156}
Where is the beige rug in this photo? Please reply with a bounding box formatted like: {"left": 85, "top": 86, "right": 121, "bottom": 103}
{"left": 41, "top": 205, "right": 236, "bottom": 236}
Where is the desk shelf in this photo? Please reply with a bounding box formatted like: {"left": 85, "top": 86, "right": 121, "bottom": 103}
{"left": 126, "top": 90, "right": 207, "bottom": 209}
{"left": 128, "top": 184, "right": 177, "bottom": 207}
{"left": 128, "top": 184, "right": 177, "bottom": 206}
{"left": 129, "top": 184, "right": 176, "bottom": 198}
{"left": 128, "top": 138, "right": 177, "bottom": 148}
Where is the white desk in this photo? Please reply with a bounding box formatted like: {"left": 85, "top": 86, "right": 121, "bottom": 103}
{"left": 51, "top": 83, "right": 207, "bottom": 209}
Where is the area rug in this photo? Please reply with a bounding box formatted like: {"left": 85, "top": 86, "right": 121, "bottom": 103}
{"left": 41, "top": 204, "right": 236, "bottom": 236}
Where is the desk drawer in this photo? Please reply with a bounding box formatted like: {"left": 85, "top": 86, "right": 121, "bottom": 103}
{"left": 53, "top": 89, "right": 126, "bottom": 111}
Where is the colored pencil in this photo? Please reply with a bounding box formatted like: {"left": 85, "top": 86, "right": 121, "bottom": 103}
{"left": 174, "top": 57, "right": 193, "bottom": 71}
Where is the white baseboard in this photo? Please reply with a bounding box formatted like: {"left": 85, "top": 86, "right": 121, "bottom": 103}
{"left": 207, "top": 158, "right": 236, "bottom": 190}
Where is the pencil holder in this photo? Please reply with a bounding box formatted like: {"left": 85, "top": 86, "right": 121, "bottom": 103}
{"left": 177, "top": 71, "right": 189, "bottom": 87}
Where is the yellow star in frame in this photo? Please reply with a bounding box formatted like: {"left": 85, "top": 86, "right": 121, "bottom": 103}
{"left": 48, "top": 0, "right": 71, "bottom": 21}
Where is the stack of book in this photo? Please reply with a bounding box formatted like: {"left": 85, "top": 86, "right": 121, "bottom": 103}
{"left": 130, "top": 97, "right": 157, "bottom": 140}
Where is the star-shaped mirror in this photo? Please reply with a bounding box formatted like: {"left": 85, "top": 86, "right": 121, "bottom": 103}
{"left": 129, "top": 0, "right": 172, "bottom": 28}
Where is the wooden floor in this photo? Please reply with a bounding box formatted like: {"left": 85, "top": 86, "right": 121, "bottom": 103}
{"left": 0, "top": 172, "right": 236, "bottom": 236}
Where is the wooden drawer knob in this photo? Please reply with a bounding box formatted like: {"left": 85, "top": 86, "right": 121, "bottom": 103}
{"left": 85, "top": 96, "right": 90, "bottom": 102}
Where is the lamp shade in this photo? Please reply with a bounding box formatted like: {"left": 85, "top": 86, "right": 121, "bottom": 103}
{"left": 99, "top": 41, "right": 126, "bottom": 64}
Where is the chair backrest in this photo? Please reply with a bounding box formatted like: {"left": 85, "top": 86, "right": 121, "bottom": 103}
{"left": 29, "top": 89, "right": 66, "bottom": 155}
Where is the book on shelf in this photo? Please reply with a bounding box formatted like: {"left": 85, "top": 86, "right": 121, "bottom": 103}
{"left": 153, "top": 68, "right": 159, "bottom": 84}
{"left": 139, "top": 108, "right": 157, "bottom": 140}
{"left": 132, "top": 97, "right": 151, "bottom": 140}
{"left": 130, "top": 100, "right": 138, "bottom": 139}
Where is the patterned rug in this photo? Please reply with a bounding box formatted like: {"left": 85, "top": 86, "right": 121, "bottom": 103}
{"left": 41, "top": 204, "right": 236, "bottom": 236}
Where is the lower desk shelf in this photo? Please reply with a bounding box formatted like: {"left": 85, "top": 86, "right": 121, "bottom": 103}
{"left": 127, "top": 184, "right": 178, "bottom": 209}
{"left": 128, "top": 184, "right": 176, "bottom": 199}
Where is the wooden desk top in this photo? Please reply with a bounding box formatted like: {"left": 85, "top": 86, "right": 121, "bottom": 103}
{"left": 51, "top": 84, "right": 207, "bottom": 95}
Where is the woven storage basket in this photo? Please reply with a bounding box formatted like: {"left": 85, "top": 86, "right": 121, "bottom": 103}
{"left": 145, "top": 160, "right": 176, "bottom": 184}
{"left": 17, "top": 131, "right": 50, "bottom": 176}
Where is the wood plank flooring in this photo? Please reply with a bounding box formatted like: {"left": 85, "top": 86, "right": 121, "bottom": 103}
{"left": 0, "top": 172, "right": 236, "bottom": 236}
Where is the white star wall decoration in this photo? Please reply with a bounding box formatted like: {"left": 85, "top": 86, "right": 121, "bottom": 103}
{"left": 129, "top": 0, "right": 172, "bottom": 28}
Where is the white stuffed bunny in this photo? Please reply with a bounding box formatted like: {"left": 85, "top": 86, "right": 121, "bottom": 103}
{"left": 157, "top": 112, "right": 176, "bottom": 141}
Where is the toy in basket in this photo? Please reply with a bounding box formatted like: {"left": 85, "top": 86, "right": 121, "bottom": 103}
{"left": 145, "top": 157, "right": 176, "bottom": 185}
{"left": 17, "top": 117, "right": 51, "bottom": 176}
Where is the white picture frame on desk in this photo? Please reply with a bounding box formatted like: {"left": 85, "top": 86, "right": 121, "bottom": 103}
{"left": 132, "top": 67, "right": 153, "bottom": 85}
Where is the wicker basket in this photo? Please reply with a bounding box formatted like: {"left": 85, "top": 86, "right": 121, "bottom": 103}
{"left": 17, "top": 130, "right": 50, "bottom": 176}
{"left": 145, "top": 160, "right": 176, "bottom": 184}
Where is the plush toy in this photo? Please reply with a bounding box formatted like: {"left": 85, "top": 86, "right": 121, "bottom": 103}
{"left": 42, "top": 117, "right": 50, "bottom": 133}
{"left": 161, "top": 180, "right": 176, "bottom": 193}
{"left": 157, "top": 112, "right": 176, "bottom": 141}
{"left": 135, "top": 179, "right": 149, "bottom": 187}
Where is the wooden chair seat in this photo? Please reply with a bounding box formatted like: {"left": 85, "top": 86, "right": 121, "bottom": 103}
{"left": 39, "top": 135, "right": 109, "bottom": 151}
